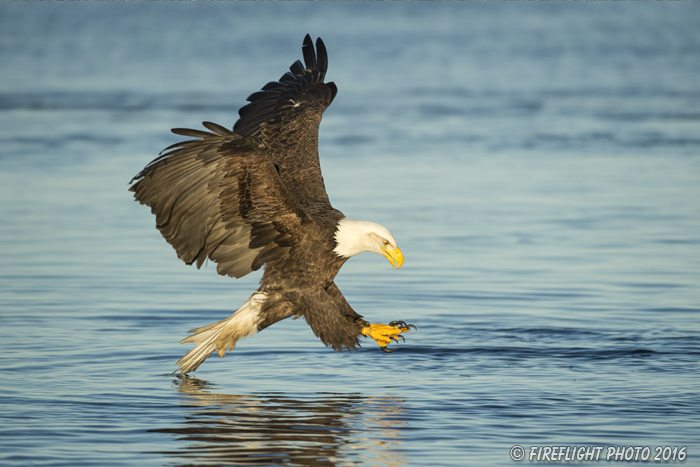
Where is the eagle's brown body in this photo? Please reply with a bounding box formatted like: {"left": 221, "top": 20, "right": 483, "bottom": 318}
{"left": 130, "top": 35, "right": 412, "bottom": 375}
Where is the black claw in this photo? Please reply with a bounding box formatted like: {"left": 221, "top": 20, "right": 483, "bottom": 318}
{"left": 381, "top": 345, "right": 396, "bottom": 353}
{"left": 397, "top": 334, "right": 405, "bottom": 343}
{"left": 389, "top": 320, "right": 416, "bottom": 331}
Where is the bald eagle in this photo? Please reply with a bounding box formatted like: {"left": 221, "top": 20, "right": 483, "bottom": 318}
{"left": 130, "top": 35, "right": 414, "bottom": 375}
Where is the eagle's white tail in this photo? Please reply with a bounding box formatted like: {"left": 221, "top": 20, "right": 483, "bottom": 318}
{"left": 175, "top": 292, "right": 266, "bottom": 375}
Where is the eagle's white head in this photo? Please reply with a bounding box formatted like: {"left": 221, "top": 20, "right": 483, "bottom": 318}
{"left": 333, "top": 218, "right": 404, "bottom": 268}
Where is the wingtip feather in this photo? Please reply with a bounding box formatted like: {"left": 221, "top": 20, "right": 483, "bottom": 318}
{"left": 315, "top": 37, "right": 328, "bottom": 76}
{"left": 302, "top": 34, "right": 316, "bottom": 72}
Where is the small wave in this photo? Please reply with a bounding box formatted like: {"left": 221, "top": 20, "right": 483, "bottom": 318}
{"left": 0, "top": 91, "right": 240, "bottom": 112}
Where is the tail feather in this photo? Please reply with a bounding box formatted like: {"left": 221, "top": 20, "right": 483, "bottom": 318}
{"left": 175, "top": 292, "right": 266, "bottom": 375}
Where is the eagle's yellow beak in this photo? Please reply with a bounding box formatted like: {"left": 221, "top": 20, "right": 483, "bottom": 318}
{"left": 381, "top": 246, "right": 404, "bottom": 269}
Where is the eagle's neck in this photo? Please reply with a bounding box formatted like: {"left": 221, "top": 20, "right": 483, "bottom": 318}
{"left": 333, "top": 218, "right": 391, "bottom": 258}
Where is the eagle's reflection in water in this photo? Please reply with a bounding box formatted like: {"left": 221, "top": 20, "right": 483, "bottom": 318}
{"left": 152, "top": 377, "right": 409, "bottom": 466}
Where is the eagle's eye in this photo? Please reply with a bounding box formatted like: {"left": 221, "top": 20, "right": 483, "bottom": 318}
{"left": 383, "top": 240, "right": 390, "bottom": 247}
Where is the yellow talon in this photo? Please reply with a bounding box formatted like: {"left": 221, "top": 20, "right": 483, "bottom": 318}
{"left": 362, "top": 322, "right": 414, "bottom": 352}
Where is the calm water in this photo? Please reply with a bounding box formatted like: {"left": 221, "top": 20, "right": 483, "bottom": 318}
{"left": 2, "top": 3, "right": 700, "bottom": 466}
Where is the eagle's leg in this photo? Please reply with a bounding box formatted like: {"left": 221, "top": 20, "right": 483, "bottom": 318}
{"left": 361, "top": 321, "right": 416, "bottom": 352}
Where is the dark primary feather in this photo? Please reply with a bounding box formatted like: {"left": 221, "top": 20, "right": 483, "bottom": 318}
{"left": 233, "top": 34, "right": 336, "bottom": 137}
{"left": 202, "top": 121, "right": 234, "bottom": 135}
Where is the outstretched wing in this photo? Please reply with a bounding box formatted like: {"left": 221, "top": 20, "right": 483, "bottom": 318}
{"left": 130, "top": 122, "right": 309, "bottom": 278}
{"left": 233, "top": 34, "right": 338, "bottom": 211}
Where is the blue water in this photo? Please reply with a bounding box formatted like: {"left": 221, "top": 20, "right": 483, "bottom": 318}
{"left": 1, "top": 2, "right": 700, "bottom": 466}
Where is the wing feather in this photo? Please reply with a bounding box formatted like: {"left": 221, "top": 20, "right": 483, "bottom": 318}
{"left": 202, "top": 121, "right": 234, "bottom": 135}
{"left": 233, "top": 35, "right": 338, "bottom": 210}
{"left": 130, "top": 124, "right": 309, "bottom": 278}
{"left": 171, "top": 128, "right": 216, "bottom": 138}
